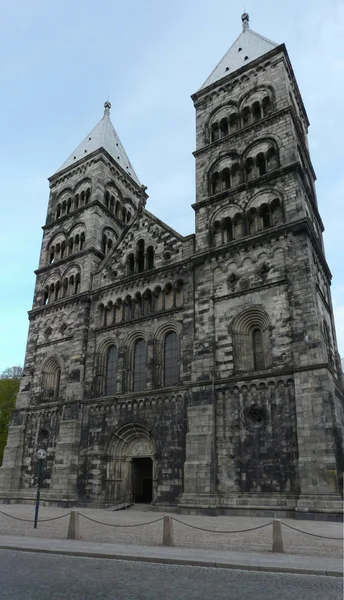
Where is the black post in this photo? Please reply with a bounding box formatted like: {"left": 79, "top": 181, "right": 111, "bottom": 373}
{"left": 34, "top": 458, "right": 44, "bottom": 529}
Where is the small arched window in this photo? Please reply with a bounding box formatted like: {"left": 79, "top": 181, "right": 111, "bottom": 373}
{"left": 147, "top": 246, "right": 154, "bottom": 270}
{"left": 211, "top": 123, "right": 220, "bottom": 142}
{"left": 128, "top": 253, "right": 135, "bottom": 276}
{"left": 260, "top": 204, "right": 271, "bottom": 229}
{"left": 220, "top": 118, "right": 229, "bottom": 137}
{"left": 56, "top": 205, "right": 61, "bottom": 219}
{"left": 252, "top": 329, "right": 264, "bottom": 370}
{"left": 211, "top": 172, "right": 220, "bottom": 195}
{"left": 137, "top": 239, "right": 145, "bottom": 273}
{"left": 164, "top": 332, "right": 179, "bottom": 387}
{"left": 242, "top": 106, "right": 251, "bottom": 127}
{"left": 42, "top": 358, "right": 61, "bottom": 402}
{"left": 245, "top": 157, "right": 254, "bottom": 182}
{"left": 266, "top": 147, "right": 278, "bottom": 171}
{"left": 222, "top": 168, "right": 231, "bottom": 190}
{"left": 262, "top": 96, "right": 272, "bottom": 117}
{"left": 256, "top": 152, "right": 266, "bottom": 176}
{"left": 105, "top": 345, "right": 118, "bottom": 395}
{"left": 229, "top": 113, "right": 238, "bottom": 132}
{"left": 105, "top": 191, "right": 110, "bottom": 209}
{"left": 252, "top": 101, "right": 261, "bottom": 122}
{"left": 133, "top": 339, "right": 147, "bottom": 392}
{"left": 223, "top": 217, "right": 232, "bottom": 243}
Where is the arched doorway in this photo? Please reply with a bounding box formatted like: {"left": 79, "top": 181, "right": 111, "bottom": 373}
{"left": 106, "top": 423, "right": 156, "bottom": 504}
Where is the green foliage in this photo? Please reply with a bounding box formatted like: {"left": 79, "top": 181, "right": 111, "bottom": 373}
{"left": 0, "top": 377, "right": 20, "bottom": 466}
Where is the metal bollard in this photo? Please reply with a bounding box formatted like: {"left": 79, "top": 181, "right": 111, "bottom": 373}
{"left": 67, "top": 510, "right": 80, "bottom": 540}
{"left": 162, "top": 516, "right": 174, "bottom": 546}
{"left": 272, "top": 519, "right": 284, "bottom": 553}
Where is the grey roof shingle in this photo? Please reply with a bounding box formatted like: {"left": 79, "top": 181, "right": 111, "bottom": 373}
{"left": 55, "top": 102, "right": 140, "bottom": 184}
{"left": 200, "top": 26, "right": 278, "bottom": 91}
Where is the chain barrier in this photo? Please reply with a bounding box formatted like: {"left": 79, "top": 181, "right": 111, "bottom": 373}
{"left": 79, "top": 513, "right": 164, "bottom": 528}
{"left": 281, "top": 521, "right": 343, "bottom": 540}
{"left": 0, "top": 508, "right": 70, "bottom": 523}
{"left": 171, "top": 517, "right": 273, "bottom": 534}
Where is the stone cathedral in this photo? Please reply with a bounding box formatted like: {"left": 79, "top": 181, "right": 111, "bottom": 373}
{"left": 1, "top": 14, "right": 343, "bottom": 518}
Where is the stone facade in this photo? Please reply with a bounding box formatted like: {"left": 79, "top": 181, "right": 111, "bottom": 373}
{"left": 1, "top": 16, "right": 343, "bottom": 517}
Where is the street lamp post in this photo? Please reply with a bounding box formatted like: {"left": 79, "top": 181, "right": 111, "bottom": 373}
{"left": 34, "top": 448, "right": 46, "bottom": 529}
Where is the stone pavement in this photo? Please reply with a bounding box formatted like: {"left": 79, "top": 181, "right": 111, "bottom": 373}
{"left": 0, "top": 534, "right": 342, "bottom": 577}
{"left": 0, "top": 504, "right": 342, "bottom": 562}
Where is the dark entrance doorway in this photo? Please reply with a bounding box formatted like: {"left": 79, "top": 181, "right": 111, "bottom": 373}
{"left": 132, "top": 457, "right": 153, "bottom": 503}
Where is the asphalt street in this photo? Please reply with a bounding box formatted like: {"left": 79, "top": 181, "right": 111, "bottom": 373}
{"left": 0, "top": 550, "right": 342, "bottom": 600}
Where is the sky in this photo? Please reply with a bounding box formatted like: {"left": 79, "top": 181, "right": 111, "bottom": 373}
{"left": 0, "top": 0, "right": 343, "bottom": 372}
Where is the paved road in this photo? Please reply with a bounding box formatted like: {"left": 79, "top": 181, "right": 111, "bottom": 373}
{"left": 0, "top": 550, "right": 342, "bottom": 600}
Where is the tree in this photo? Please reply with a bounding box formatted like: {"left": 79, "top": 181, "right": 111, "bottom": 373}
{"left": 0, "top": 371, "right": 21, "bottom": 465}
{"left": 0, "top": 365, "right": 23, "bottom": 379}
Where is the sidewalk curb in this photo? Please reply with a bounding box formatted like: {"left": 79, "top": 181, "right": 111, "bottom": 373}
{"left": 0, "top": 544, "right": 342, "bottom": 578}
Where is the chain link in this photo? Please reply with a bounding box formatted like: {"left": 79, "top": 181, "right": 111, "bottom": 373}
{"left": 0, "top": 508, "right": 71, "bottom": 523}
{"left": 172, "top": 517, "right": 273, "bottom": 534}
{"left": 79, "top": 513, "right": 164, "bottom": 528}
{"left": 281, "top": 521, "right": 343, "bottom": 540}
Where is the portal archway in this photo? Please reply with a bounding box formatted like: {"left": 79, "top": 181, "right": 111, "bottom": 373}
{"left": 106, "top": 423, "right": 156, "bottom": 504}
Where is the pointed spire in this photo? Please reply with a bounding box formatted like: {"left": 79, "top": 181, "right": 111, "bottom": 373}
{"left": 199, "top": 14, "right": 278, "bottom": 90}
{"left": 54, "top": 102, "right": 140, "bottom": 183}
{"left": 241, "top": 12, "right": 249, "bottom": 31}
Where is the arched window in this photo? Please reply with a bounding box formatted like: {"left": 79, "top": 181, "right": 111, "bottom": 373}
{"left": 133, "top": 339, "right": 147, "bottom": 392}
{"left": 223, "top": 217, "right": 232, "bottom": 242}
{"left": 256, "top": 152, "right": 266, "bottom": 176}
{"left": 74, "top": 195, "right": 79, "bottom": 210}
{"left": 247, "top": 207, "right": 257, "bottom": 234}
{"left": 262, "top": 96, "right": 272, "bottom": 117}
{"left": 147, "top": 246, "right": 154, "bottom": 270}
{"left": 105, "top": 191, "right": 110, "bottom": 209}
{"left": 74, "top": 273, "right": 80, "bottom": 294}
{"left": 137, "top": 239, "right": 145, "bottom": 273}
{"left": 245, "top": 157, "right": 254, "bottom": 182}
{"left": 85, "top": 188, "right": 91, "bottom": 203}
{"left": 242, "top": 106, "right": 251, "bottom": 127}
{"left": 231, "top": 163, "right": 241, "bottom": 187}
{"left": 164, "top": 332, "right": 179, "bottom": 387}
{"left": 232, "top": 308, "right": 271, "bottom": 372}
{"left": 222, "top": 168, "right": 231, "bottom": 190}
{"left": 56, "top": 204, "right": 61, "bottom": 219}
{"left": 211, "top": 172, "right": 220, "bottom": 195}
{"left": 102, "top": 234, "right": 107, "bottom": 254}
{"left": 271, "top": 198, "right": 283, "bottom": 226}
{"left": 211, "top": 123, "right": 219, "bottom": 142}
{"left": 67, "top": 197, "right": 72, "bottom": 213}
{"left": 43, "top": 286, "right": 49, "bottom": 305}
{"left": 42, "top": 358, "right": 61, "bottom": 402}
{"left": 220, "top": 118, "right": 229, "bottom": 137}
{"left": 252, "top": 329, "right": 264, "bottom": 370}
{"left": 252, "top": 101, "right": 261, "bottom": 122}
{"left": 229, "top": 113, "right": 238, "bottom": 132}
{"left": 105, "top": 345, "right": 118, "bottom": 395}
{"left": 260, "top": 204, "right": 271, "bottom": 229}
{"left": 128, "top": 253, "right": 135, "bottom": 276}
{"left": 266, "top": 147, "right": 278, "bottom": 171}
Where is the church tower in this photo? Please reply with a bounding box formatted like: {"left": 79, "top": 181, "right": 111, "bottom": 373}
{"left": 180, "top": 13, "right": 343, "bottom": 515}
{"left": 0, "top": 102, "right": 147, "bottom": 499}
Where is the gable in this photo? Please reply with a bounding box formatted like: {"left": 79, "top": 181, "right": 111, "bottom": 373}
{"left": 94, "top": 208, "right": 184, "bottom": 287}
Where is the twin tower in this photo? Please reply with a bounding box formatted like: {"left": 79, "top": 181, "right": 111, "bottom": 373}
{"left": 1, "top": 15, "right": 343, "bottom": 518}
